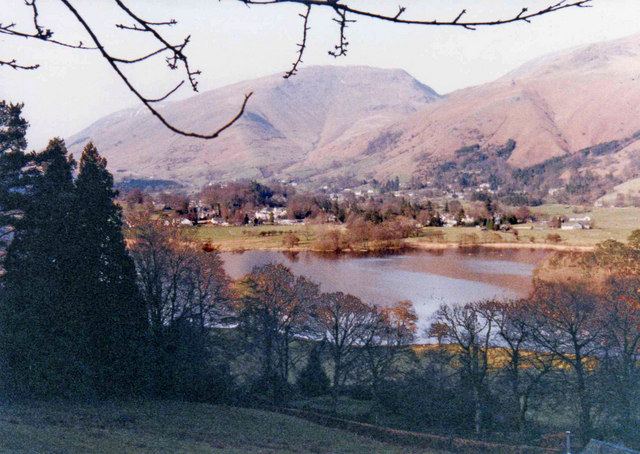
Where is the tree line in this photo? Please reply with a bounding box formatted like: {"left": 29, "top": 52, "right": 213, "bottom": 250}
{"left": 426, "top": 270, "right": 640, "bottom": 446}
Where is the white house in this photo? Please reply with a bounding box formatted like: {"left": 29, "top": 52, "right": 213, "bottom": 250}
{"left": 561, "top": 222, "right": 585, "bottom": 230}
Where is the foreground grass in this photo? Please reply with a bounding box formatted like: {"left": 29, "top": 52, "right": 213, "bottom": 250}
{"left": 0, "top": 400, "right": 424, "bottom": 454}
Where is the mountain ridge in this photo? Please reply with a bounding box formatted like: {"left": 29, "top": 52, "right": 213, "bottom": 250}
{"left": 68, "top": 33, "right": 640, "bottom": 191}
{"left": 68, "top": 65, "right": 440, "bottom": 186}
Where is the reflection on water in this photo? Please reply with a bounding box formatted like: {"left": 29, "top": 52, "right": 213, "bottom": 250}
{"left": 221, "top": 248, "right": 550, "bottom": 334}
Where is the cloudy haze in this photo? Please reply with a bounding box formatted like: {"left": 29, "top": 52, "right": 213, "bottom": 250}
{"left": 1, "top": 0, "right": 639, "bottom": 149}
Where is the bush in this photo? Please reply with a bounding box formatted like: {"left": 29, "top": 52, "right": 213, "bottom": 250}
{"left": 459, "top": 233, "right": 479, "bottom": 245}
{"left": 282, "top": 232, "right": 300, "bottom": 248}
{"left": 424, "top": 230, "right": 446, "bottom": 242}
{"left": 545, "top": 233, "right": 562, "bottom": 244}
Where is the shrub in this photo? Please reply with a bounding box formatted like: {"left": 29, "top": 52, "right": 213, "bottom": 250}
{"left": 545, "top": 233, "right": 562, "bottom": 244}
{"left": 282, "top": 232, "right": 300, "bottom": 249}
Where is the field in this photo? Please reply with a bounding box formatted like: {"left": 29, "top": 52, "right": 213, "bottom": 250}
{"left": 529, "top": 204, "right": 640, "bottom": 244}
{"left": 187, "top": 205, "right": 640, "bottom": 252}
{"left": 191, "top": 224, "right": 323, "bottom": 251}
{"left": 0, "top": 400, "right": 425, "bottom": 454}
{"left": 596, "top": 177, "right": 640, "bottom": 205}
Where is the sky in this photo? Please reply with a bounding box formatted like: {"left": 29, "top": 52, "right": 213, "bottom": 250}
{"left": 1, "top": 0, "right": 640, "bottom": 150}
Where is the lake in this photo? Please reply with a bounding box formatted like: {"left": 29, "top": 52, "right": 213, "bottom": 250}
{"left": 221, "top": 248, "right": 550, "bottom": 335}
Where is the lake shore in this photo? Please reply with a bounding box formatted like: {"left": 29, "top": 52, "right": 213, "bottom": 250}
{"left": 407, "top": 241, "right": 594, "bottom": 252}
{"left": 210, "top": 239, "right": 594, "bottom": 253}
{"left": 192, "top": 205, "right": 640, "bottom": 253}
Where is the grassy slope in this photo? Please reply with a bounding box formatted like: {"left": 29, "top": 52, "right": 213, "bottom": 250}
{"left": 0, "top": 400, "right": 424, "bottom": 454}
{"left": 597, "top": 176, "right": 640, "bottom": 204}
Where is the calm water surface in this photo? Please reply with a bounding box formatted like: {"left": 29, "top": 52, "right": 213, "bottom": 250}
{"left": 221, "top": 248, "right": 550, "bottom": 334}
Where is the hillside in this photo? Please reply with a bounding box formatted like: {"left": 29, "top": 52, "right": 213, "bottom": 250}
{"left": 0, "top": 400, "right": 422, "bottom": 454}
{"left": 301, "top": 33, "right": 640, "bottom": 186}
{"left": 68, "top": 66, "right": 439, "bottom": 188}
{"left": 68, "top": 33, "right": 640, "bottom": 193}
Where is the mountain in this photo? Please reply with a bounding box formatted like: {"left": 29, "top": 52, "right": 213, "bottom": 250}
{"left": 68, "top": 33, "right": 640, "bottom": 193}
{"left": 67, "top": 66, "right": 440, "bottom": 187}
{"left": 311, "top": 33, "right": 640, "bottom": 185}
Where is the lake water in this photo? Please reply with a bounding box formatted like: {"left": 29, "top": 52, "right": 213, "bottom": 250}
{"left": 221, "top": 248, "right": 550, "bottom": 335}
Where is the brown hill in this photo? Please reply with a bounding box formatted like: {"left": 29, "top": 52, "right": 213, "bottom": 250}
{"left": 67, "top": 66, "right": 440, "bottom": 187}
{"left": 68, "top": 33, "right": 640, "bottom": 190}
{"left": 301, "top": 33, "right": 640, "bottom": 185}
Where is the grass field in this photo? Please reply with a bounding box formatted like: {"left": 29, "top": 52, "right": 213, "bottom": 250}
{"left": 528, "top": 204, "right": 640, "bottom": 245}
{"left": 0, "top": 400, "right": 426, "bottom": 454}
{"left": 184, "top": 205, "right": 640, "bottom": 252}
{"left": 191, "top": 224, "right": 323, "bottom": 251}
{"left": 597, "top": 177, "right": 640, "bottom": 205}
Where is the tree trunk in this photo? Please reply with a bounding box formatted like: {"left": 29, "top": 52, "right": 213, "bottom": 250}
{"left": 473, "top": 386, "right": 482, "bottom": 437}
{"left": 575, "top": 359, "right": 592, "bottom": 445}
{"left": 331, "top": 356, "right": 340, "bottom": 415}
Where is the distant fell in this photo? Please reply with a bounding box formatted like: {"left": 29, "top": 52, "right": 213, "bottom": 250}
{"left": 324, "top": 32, "right": 640, "bottom": 185}
{"left": 68, "top": 66, "right": 440, "bottom": 188}
{"left": 68, "top": 33, "right": 640, "bottom": 191}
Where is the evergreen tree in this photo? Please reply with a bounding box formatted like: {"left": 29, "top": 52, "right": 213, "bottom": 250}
{"left": 1, "top": 139, "right": 148, "bottom": 398}
{"left": 0, "top": 102, "right": 31, "bottom": 257}
{"left": 297, "top": 344, "right": 330, "bottom": 397}
{"left": 74, "top": 142, "right": 147, "bottom": 397}
{"left": 0, "top": 138, "right": 85, "bottom": 397}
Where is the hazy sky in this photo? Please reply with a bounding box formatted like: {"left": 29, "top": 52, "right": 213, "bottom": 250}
{"left": 1, "top": 0, "right": 639, "bottom": 150}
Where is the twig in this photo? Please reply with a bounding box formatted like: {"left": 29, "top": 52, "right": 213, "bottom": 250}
{"left": 240, "top": 0, "right": 592, "bottom": 28}
{"left": 59, "top": 0, "right": 253, "bottom": 139}
{"left": 328, "top": 7, "right": 353, "bottom": 58}
{"left": 284, "top": 5, "right": 311, "bottom": 78}
{"left": 0, "top": 58, "right": 39, "bottom": 70}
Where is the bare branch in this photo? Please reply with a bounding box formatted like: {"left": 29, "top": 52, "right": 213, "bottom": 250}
{"left": 146, "top": 80, "right": 185, "bottom": 103}
{"left": 453, "top": 9, "right": 466, "bottom": 24}
{"left": 0, "top": 58, "right": 39, "bottom": 70}
{"left": 240, "top": 0, "right": 592, "bottom": 28}
{"left": 111, "top": 46, "right": 169, "bottom": 64}
{"left": 142, "top": 19, "right": 177, "bottom": 27}
{"left": 115, "top": 23, "right": 147, "bottom": 32}
{"left": 113, "top": 1, "right": 201, "bottom": 91}
{"left": 59, "top": 0, "right": 254, "bottom": 139}
{"left": 284, "top": 5, "right": 311, "bottom": 78}
{"left": 0, "top": 22, "right": 93, "bottom": 49}
{"left": 328, "top": 8, "right": 354, "bottom": 58}
{"left": 24, "top": 0, "right": 51, "bottom": 38}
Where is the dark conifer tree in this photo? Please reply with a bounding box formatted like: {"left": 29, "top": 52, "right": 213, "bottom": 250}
{"left": 74, "top": 142, "right": 148, "bottom": 397}
{"left": 0, "top": 138, "right": 85, "bottom": 397}
{"left": 297, "top": 344, "right": 330, "bottom": 397}
{"left": 0, "top": 101, "right": 31, "bottom": 255}
{"left": 1, "top": 139, "right": 148, "bottom": 398}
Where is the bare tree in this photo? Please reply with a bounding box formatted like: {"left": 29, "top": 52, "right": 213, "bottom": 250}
{"left": 314, "top": 291, "right": 375, "bottom": 413}
{"left": 361, "top": 300, "right": 417, "bottom": 400}
{"left": 125, "top": 210, "right": 231, "bottom": 397}
{"left": 523, "top": 281, "right": 603, "bottom": 444}
{"left": 599, "top": 276, "right": 640, "bottom": 437}
{"left": 2, "top": 1, "right": 592, "bottom": 138}
{"left": 126, "top": 211, "right": 230, "bottom": 333}
{"left": 491, "top": 299, "right": 555, "bottom": 435}
{"left": 432, "top": 300, "right": 499, "bottom": 436}
{"left": 233, "top": 263, "right": 319, "bottom": 402}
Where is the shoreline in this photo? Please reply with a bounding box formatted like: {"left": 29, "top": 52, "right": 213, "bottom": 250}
{"left": 407, "top": 241, "right": 594, "bottom": 252}
{"left": 213, "top": 240, "right": 595, "bottom": 254}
